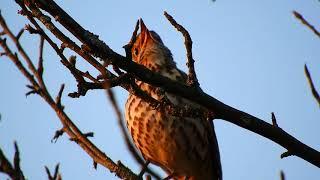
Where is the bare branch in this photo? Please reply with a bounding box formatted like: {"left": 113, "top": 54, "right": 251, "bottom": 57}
{"left": 280, "top": 171, "right": 286, "bottom": 180}
{"left": 16, "top": 28, "right": 24, "bottom": 40}
{"left": 0, "top": 52, "right": 7, "bottom": 56}
{"left": 51, "top": 128, "right": 65, "bottom": 143}
{"left": 0, "top": 12, "right": 42, "bottom": 87}
{"left": 53, "top": 163, "right": 61, "bottom": 180}
{"left": 55, "top": 84, "right": 65, "bottom": 109}
{"left": 45, "top": 163, "right": 62, "bottom": 180}
{"left": 1, "top": 2, "right": 318, "bottom": 179}
{"left": 93, "top": 161, "right": 97, "bottom": 169}
{"left": 293, "top": 11, "right": 320, "bottom": 38}
{"left": 164, "top": 11, "right": 199, "bottom": 88}
{"left": 138, "top": 160, "right": 150, "bottom": 178}
{"left": 17, "top": 0, "right": 320, "bottom": 168}
{"left": 0, "top": 142, "right": 25, "bottom": 180}
{"left": 0, "top": 36, "right": 39, "bottom": 91}
{"left": 82, "top": 132, "right": 93, "bottom": 138}
{"left": 19, "top": 1, "right": 107, "bottom": 74}
{"left": 82, "top": 71, "right": 98, "bottom": 82}
{"left": 25, "top": 84, "right": 40, "bottom": 97}
{"left": 45, "top": 166, "right": 51, "bottom": 179}
{"left": 271, "top": 112, "right": 278, "bottom": 127}
{"left": 1, "top": 7, "right": 140, "bottom": 179}
{"left": 13, "top": 142, "right": 21, "bottom": 173}
{"left": 281, "top": 151, "right": 293, "bottom": 159}
{"left": 304, "top": 64, "right": 320, "bottom": 107}
{"left": 24, "top": 24, "right": 40, "bottom": 34}
{"left": 280, "top": 170, "right": 285, "bottom": 180}
{"left": 38, "top": 36, "right": 44, "bottom": 76}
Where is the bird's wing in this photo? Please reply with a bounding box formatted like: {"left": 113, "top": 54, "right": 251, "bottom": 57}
{"left": 177, "top": 68, "right": 223, "bottom": 180}
{"left": 209, "top": 120, "right": 223, "bottom": 180}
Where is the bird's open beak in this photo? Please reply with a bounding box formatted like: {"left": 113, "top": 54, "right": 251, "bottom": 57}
{"left": 139, "top": 19, "right": 151, "bottom": 43}
{"left": 139, "top": 18, "right": 149, "bottom": 34}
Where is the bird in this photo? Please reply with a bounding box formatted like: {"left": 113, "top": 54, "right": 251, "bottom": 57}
{"left": 125, "top": 19, "right": 222, "bottom": 180}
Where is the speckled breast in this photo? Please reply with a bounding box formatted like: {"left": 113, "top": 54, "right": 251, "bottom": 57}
{"left": 124, "top": 82, "right": 212, "bottom": 176}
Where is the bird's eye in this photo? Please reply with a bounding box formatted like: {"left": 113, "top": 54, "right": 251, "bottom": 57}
{"left": 134, "top": 48, "right": 139, "bottom": 56}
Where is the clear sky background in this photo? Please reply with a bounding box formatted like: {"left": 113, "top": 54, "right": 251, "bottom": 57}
{"left": 1, "top": 0, "right": 320, "bottom": 180}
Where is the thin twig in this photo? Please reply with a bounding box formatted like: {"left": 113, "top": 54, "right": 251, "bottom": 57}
{"left": 82, "top": 71, "right": 98, "bottom": 82}
{"left": 304, "top": 64, "right": 320, "bottom": 107}
{"left": 20, "top": 1, "right": 107, "bottom": 75}
{"left": 293, "top": 11, "right": 320, "bottom": 38}
{"left": 164, "top": 11, "right": 199, "bottom": 88}
{"left": 51, "top": 128, "right": 65, "bottom": 143}
{"left": 16, "top": 28, "right": 24, "bottom": 40}
{"left": 280, "top": 170, "right": 285, "bottom": 180}
{"left": 0, "top": 36, "right": 39, "bottom": 91}
{"left": 0, "top": 11, "right": 46, "bottom": 90}
{"left": 13, "top": 142, "right": 21, "bottom": 174}
{"left": 83, "top": 132, "right": 94, "bottom": 138}
{"left": 12, "top": 0, "right": 320, "bottom": 169}
{"left": 56, "top": 84, "right": 65, "bottom": 109}
{"left": 138, "top": 160, "right": 150, "bottom": 177}
{"left": 38, "top": 35, "right": 44, "bottom": 76}
{"left": 271, "top": 112, "right": 278, "bottom": 127}
{"left": 45, "top": 163, "right": 62, "bottom": 180}
{"left": 1, "top": 8, "right": 139, "bottom": 179}
{"left": 0, "top": 142, "right": 25, "bottom": 180}
{"left": 281, "top": 151, "right": 293, "bottom": 159}
{"left": 105, "top": 89, "right": 161, "bottom": 179}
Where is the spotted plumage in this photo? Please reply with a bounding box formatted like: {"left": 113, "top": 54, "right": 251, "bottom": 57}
{"left": 125, "top": 19, "right": 222, "bottom": 180}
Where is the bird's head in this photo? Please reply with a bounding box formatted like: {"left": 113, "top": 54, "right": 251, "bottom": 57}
{"left": 131, "top": 19, "right": 173, "bottom": 69}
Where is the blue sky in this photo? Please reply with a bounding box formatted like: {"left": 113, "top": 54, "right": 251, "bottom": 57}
{"left": 1, "top": 0, "right": 320, "bottom": 179}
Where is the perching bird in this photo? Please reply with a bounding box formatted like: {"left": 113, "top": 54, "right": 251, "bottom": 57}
{"left": 125, "top": 19, "right": 222, "bottom": 180}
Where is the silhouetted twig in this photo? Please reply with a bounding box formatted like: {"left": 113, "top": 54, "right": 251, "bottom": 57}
{"left": 0, "top": 142, "right": 25, "bottom": 180}
{"left": 11, "top": 0, "right": 320, "bottom": 168}
{"left": 304, "top": 64, "right": 320, "bottom": 107}
{"left": 164, "top": 11, "right": 199, "bottom": 88}
{"left": 280, "top": 170, "right": 285, "bottom": 180}
{"left": 271, "top": 112, "right": 278, "bottom": 127}
{"left": 0, "top": 2, "right": 319, "bottom": 180}
{"left": 293, "top": 11, "right": 320, "bottom": 38}
{"left": 0, "top": 10, "right": 139, "bottom": 179}
{"left": 45, "top": 163, "right": 62, "bottom": 180}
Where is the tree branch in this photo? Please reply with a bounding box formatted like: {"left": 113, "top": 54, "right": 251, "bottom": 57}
{"left": 45, "top": 163, "right": 62, "bottom": 180}
{"left": 0, "top": 142, "right": 25, "bottom": 180}
{"left": 18, "top": 0, "right": 320, "bottom": 168}
{"left": 164, "top": 11, "right": 199, "bottom": 88}
{"left": 304, "top": 64, "right": 320, "bottom": 107}
{"left": 293, "top": 11, "right": 320, "bottom": 39}
{"left": 280, "top": 171, "right": 285, "bottom": 180}
{"left": 271, "top": 112, "right": 278, "bottom": 127}
{"left": 0, "top": 11, "right": 139, "bottom": 179}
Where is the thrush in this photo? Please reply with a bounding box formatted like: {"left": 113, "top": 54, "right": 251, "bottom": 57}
{"left": 125, "top": 19, "right": 222, "bottom": 180}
